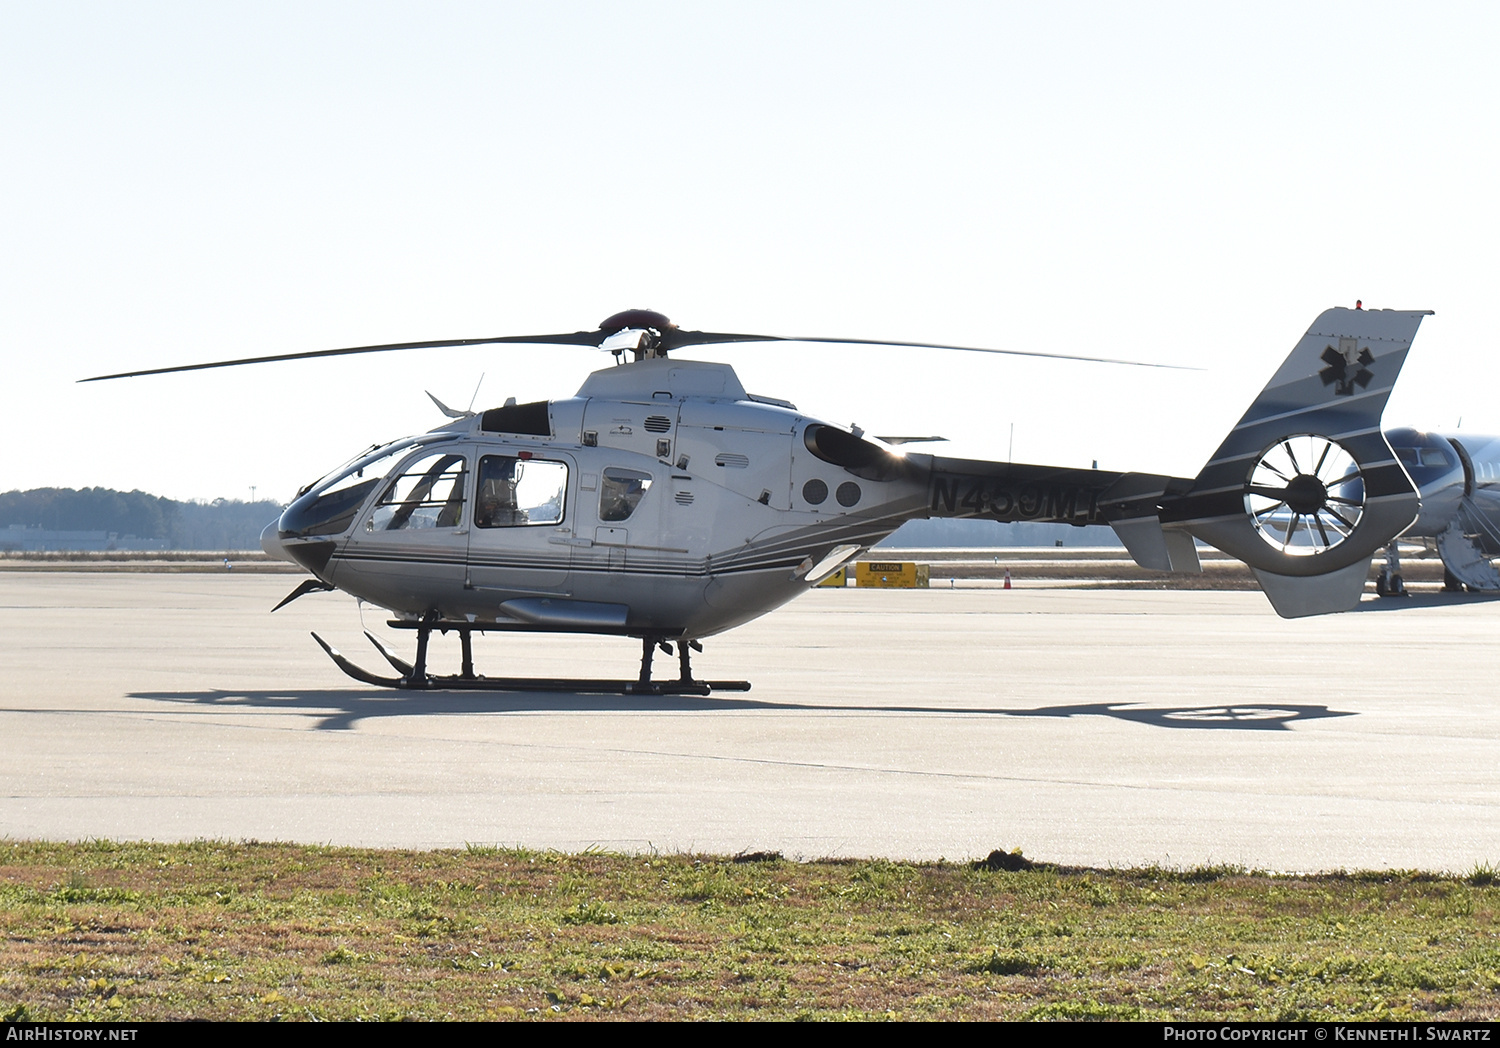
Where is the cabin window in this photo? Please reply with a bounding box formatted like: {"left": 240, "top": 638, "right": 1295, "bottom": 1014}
{"left": 475, "top": 455, "right": 567, "bottom": 528}
{"left": 369, "top": 452, "right": 468, "bottom": 531}
{"left": 599, "top": 467, "right": 653, "bottom": 522}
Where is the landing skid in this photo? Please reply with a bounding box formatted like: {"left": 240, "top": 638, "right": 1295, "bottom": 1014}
{"left": 309, "top": 624, "right": 751, "bottom": 695}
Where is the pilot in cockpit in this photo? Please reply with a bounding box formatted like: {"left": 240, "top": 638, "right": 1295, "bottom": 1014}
{"left": 476, "top": 457, "right": 525, "bottom": 527}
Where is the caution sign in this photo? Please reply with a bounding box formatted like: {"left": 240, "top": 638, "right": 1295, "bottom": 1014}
{"left": 853, "top": 561, "right": 930, "bottom": 588}
{"left": 815, "top": 567, "right": 848, "bottom": 588}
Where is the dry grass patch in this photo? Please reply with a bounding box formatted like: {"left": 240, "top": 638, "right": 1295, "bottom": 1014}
{"left": 0, "top": 841, "right": 1497, "bottom": 1020}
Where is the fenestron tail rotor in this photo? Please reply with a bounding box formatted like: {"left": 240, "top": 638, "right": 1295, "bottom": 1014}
{"left": 1244, "top": 434, "right": 1366, "bottom": 555}
{"left": 79, "top": 309, "right": 1194, "bottom": 382}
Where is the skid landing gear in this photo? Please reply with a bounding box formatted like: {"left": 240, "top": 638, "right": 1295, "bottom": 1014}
{"left": 635, "top": 636, "right": 712, "bottom": 693}
{"left": 310, "top": 621, "right": 750, "bottom": 694}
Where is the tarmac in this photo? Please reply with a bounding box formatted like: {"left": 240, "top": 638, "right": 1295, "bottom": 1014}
{"left": 2, "top": 571, "right": 1498, "bottom": 872}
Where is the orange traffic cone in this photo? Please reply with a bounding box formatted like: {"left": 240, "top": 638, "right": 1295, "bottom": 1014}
{"left": 1003, "top": 568, "right": 1012, "bottom": 590}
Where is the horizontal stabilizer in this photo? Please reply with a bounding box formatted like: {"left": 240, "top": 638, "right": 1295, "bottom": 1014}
{"left": 1099, "top": 473, "right": 1199, "bottom": 572}
{"left": 1112, "top": 517, "right": 1202, "bottom": 573}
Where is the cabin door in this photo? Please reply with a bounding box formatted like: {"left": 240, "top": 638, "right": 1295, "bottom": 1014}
{"left": 465, "top": 451, "right": 575, "bottom": 596}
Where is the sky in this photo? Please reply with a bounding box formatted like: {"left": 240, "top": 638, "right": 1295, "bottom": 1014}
{"left": 3, "top": 2, "right": 1498, "bottom": 504}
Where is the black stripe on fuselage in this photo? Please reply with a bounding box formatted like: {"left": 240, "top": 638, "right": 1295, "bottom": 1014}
{"left": 331, "top": 551, "right": 806, "bottom": 579}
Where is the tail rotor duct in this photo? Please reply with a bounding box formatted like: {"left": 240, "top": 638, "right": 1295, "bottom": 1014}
{"left": 1245, "top": 434, "right": 1365, "bottom": 556}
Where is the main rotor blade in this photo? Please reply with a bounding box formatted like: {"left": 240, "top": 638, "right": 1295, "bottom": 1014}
{"left": 662, "top": 329, "right": 1197, "bottom": 370}
{"left": 77, "top": 331, "right": 603, "bottom": 382}
{"left": 80, "top": 320, "right": 1196, "bottom": 382}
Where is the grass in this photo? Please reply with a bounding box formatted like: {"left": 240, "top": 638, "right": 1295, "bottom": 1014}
{"left": 0, "top": 840, "right": 1498, "bottom": 1021}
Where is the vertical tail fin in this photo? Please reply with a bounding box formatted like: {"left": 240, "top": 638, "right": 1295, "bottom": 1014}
{"left": 1159, "top": 307, "right": 1431, "bottom": 616}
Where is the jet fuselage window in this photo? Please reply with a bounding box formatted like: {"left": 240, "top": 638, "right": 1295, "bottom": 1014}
{"left": 1398, "top": 446, "right": 1452, "bottom": 469}
{"left": 369, "top": 452, "right": 468, "bottom": 531}
{"left": 476, "top": 455, "right": 568, "bottom": 528}
{"left": 599, "top": 467, "right": 653, "bottom": 522}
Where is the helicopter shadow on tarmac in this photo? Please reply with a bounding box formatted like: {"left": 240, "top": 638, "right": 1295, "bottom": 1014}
{"left": 125, "top": 688, "right": 1355, "bottom": 733}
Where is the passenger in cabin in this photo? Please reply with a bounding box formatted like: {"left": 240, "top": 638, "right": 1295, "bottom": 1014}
{"left": 476, "top": 456, "right": 524, "bottom": 528}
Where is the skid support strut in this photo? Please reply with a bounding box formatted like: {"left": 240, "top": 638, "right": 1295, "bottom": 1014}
{"left": 638, "top": 636, "right": 658, "bottom": 686}
{"left": 459, "top": 628, "right": 475, "bottom": 680}
{"left": 634, "top": 637, "right": 693, "bottom": 694}
{"left": 679, "top": 639, "right": 703, "bottom": 684}
{"left": 410, "top": 626, "right": 431, "bottom": 685}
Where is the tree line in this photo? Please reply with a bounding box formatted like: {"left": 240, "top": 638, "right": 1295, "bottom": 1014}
{"left": 0, "top": 488, "right": 285, "bottom": 550}
{"left": 1, "top": 486, "right": 1122, "bottom": 551}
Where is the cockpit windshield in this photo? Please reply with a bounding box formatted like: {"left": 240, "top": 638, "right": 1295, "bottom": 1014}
{"left": 1386, "top": 427, "right": 1461, "bottom": 487}
{"left": 280, "top": 435, "right": 459, "bottom": 538}
{"left": 1396, "top": 446, "right": 1450, "bottom": 469}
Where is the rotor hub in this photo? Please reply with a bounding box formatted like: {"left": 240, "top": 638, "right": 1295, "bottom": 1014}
{"left": 1283, "top": 474, "right": 1328, "bottom": 515}
{"left": 1244, "top": 434, "right": 1366, "bottom": 556}
{"left": 599, "top": 309, "right": 674, "bottom": 335}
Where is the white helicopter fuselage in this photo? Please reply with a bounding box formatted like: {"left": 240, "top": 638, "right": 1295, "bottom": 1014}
{"left": 95, "top": 305, "right": 1452, "bottom": 688}
{"left": 267, "top": 358, "right": 928, "bottom": 638}
{"left": 262, "top": 306, "right": 1464, "bottom": 663}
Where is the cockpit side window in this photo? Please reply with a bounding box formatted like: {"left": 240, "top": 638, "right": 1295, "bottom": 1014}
{"left": 369, "top": 452, "right": 468, "bottom": 531}
{"left": 599, "top": 467, "right": 653, "bottom": 522}
{"left": 475, "top": 455, "right": 568, "bottom": 528}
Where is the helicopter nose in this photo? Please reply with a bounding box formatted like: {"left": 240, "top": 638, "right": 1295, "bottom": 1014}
{"left": 261, "top": 519, "right": 293, "bottom": 564}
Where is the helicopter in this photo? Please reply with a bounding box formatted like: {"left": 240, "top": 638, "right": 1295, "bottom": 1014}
{"left": 84, "top": 306, "right": 1433, "bottom": 694}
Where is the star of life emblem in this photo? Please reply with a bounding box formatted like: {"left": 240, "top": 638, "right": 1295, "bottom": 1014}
{"left": 1319, "top": 337, "right": 1374, "bottom": 396}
